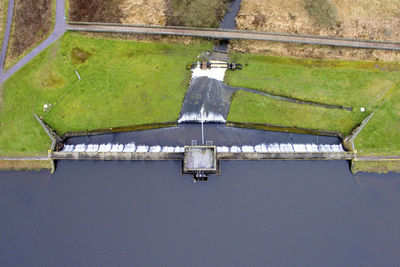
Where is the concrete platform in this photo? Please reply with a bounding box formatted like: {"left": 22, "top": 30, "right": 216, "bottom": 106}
{"left": 183, "top": 146, "right": 217, "bottom": 174}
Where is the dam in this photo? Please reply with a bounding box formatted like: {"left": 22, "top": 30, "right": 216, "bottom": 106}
{"left": 36, "top": 111, "right": 355, "bottom": 179}
{"left": 37, "top": 23, "right": 357, "bottom": 179}
{"left": 49, "top": 129, "right": 354, "bottom": 180}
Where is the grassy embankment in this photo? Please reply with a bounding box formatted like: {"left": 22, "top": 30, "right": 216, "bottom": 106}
{"left": 352, "top": 161, "right": 400, "bottom": 174}
{"left": 0, "top": 32, "right": 211, "bottom": 158}
{"left": 0, "top": 160, "right": 50, "bottom": 171}
{"left": 225, "top": 53, "right": 400, "bottom": 167}
{"left": 353, "top": 86, "right": 400, "bottom": 156}
{"left": 4, "top": 0, "right": 55, "bottom": 69}
{"left": 228, "top": 90, "right": 362, "bottom": 134}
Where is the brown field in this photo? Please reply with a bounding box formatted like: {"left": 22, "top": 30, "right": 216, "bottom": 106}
{"left": 121, "top": 0, "right": 167, "bottom": 25}
{"left": 5, "top": 0, "right": 53, "bottom": 68}
{"left": 230, "top": 39, "right": 400, "bottom": 61}
{"left": 68, "top": 0, "right": 228, "bottom": 27}
{"left": 237, "top": 0, "right": 400, "bottom": 41}
{"left": 0, "top": 0, "right": 5, "bottom": 47}
{"left": 233, "top": 0, "right": 400, "bottom": 60}
{"left": 69, "top": 0, "right": 167, "bottom": 25}
{"left": 166, "top": 0, "right": 229, "bottom": 28}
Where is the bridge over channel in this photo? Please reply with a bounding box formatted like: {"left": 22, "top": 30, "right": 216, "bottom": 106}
{"left": 67, "top": 22, "right": 400, "bottom": 51}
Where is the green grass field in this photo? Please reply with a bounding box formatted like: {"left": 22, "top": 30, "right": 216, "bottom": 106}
{"left": 226, "top": 54, "right": 400, "bottom": 111}
{"left": 226, "top": 53, "right": 400, "bottom": 164}
{"left": 0, "top": 32, "right": 211, "bottom": 156}
{"left": 227, "top": 90, "right": 364, "bottom": 135}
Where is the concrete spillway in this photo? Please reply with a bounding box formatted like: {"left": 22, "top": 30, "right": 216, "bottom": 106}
{"left": 49, "top": 151, "right": 355, "bottom": 161}
{"left": 51, "top": 142, "right": 351, "bottom": 161}
{"left": 60, "top": 142, "right": 345, "bottom": 154}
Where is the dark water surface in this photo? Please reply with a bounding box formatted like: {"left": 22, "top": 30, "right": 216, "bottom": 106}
{"left": 1, "top": 160, "right": 400, "bottom": 266}
{"left": 220, "top": 0, "right": 242, "bottom": 30}
{"left": 214, "top": 0, "right": 242, "bottom": 51}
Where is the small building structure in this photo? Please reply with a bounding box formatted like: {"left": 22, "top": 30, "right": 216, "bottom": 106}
{"left": 183, "top": 146, "right": 217, "bottom": 179}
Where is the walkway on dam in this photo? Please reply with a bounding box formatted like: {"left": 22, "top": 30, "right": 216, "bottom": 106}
{"left": 66, "top": 22, "right": 400, "bottom": 51}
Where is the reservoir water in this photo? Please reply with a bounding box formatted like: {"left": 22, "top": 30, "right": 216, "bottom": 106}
{"left": 1, "top": 160, "right": 399, "bottom": 266}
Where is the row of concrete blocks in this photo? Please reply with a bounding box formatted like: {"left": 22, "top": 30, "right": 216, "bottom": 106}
{"left": 62, "top": 143, "right": 345, "bottom": 154}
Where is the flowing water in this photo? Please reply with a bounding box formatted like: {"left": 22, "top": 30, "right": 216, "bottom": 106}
{"left": 179, "top": 77, "right": 234, "bottom": 123}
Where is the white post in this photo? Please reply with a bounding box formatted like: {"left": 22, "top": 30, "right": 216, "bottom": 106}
{"left": 201, "top": 107, "right": 205, "bottom": 145}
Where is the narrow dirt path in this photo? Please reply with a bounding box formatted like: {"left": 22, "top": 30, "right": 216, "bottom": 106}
{"left": 0, "top": 0, "right": 66, "bottom": 85}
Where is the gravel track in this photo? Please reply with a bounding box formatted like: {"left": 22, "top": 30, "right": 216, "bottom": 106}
{"left": 67, "top": 22, "right": 400, "bottom": 51}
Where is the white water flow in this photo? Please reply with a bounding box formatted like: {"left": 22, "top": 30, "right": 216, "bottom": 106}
{"left": 191, "top": 60, "right": 227, "bottom": 82}
{"left": 179, "top": 59, "right": 228, "bottom": 123}
{"left": 178, "top": 112, "right": 226, "bottom": 123}
{"left": 62, "top": 143, "right": 345, "bottom": 153}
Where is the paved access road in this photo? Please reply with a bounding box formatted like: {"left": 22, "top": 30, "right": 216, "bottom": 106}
{"left": 67, "top": 22, "right": 400, "bottom": 51}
